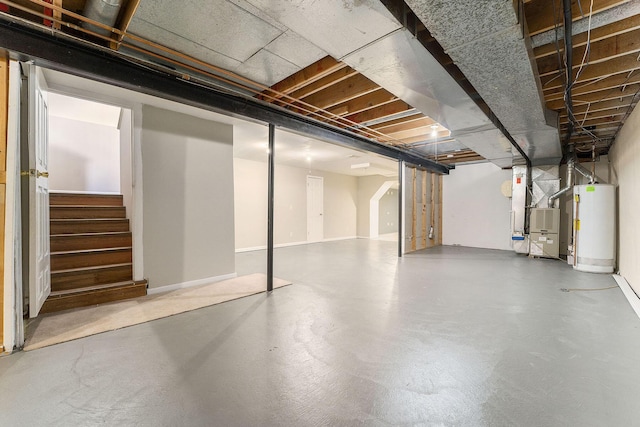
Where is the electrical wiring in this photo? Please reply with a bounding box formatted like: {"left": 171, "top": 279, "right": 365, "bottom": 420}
{"left": 572, "top": 0, "right": 594, "bottom": 86}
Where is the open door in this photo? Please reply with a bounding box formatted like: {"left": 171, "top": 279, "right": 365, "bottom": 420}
{"left": 27, "top": 66, "right": 50, "bottom": 318}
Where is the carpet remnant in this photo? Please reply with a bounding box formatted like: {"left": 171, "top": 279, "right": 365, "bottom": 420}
{"left": 24, "top": 273, "right": 292, "bottom": 351}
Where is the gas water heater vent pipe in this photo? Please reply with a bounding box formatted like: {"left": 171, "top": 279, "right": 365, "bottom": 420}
{"left": 573, "top": 162, "right": 598, "bottom": 184}
{"left": 82, "top": 0, "right": 123, "bottom": 37}
{"left": 548, "top": 158, "right": 575, "bottom": 207}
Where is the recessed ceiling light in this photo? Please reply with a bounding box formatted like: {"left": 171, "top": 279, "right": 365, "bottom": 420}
{"left": 351, "top": 162, "right": 370, "bottom": 169}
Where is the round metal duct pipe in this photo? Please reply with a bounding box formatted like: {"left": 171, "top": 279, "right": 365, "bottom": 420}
{"left": 83, "top": 0, "right": 122, "bottom": 37}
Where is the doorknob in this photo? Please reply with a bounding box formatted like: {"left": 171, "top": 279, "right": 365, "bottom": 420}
{"left": 37, "top": 171, "right": 49, "bottom": 178}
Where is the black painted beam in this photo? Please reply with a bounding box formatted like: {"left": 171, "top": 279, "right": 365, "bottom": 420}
{"left": 0, "top": 17, "right": 451, "bottom": 175}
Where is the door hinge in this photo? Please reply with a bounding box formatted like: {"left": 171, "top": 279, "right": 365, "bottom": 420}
{"left": 20, "top": 169, "right": 49, "bottom": 178}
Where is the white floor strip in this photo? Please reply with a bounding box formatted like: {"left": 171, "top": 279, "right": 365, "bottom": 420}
{"left": 613, "top": 274, "right": 640, "bottom": 320}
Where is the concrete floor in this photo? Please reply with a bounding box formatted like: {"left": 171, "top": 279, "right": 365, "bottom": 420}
{"left": 2, "top": 241, "right": 640, "bottom": 426}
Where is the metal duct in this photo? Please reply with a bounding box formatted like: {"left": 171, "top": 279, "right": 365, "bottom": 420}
{"left": 548, "top": 158, "right": 575, "bottom": 207}
{"left": 405, "top": 0, "right": 562, "bottom": 166}
{"left": 573, "top": 162, "right": 603, "bottom": 184}
{"left": 237, "top": 0, "right": 519, "bottom": 167}
{"left": 83, "top": 0, "right": 122, "bottom": 37}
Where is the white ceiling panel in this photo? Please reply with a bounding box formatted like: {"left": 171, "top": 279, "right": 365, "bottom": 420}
{"left": 237, "top": 49, "right": 301, "bottom": 87}
{"left": 264, "top": 30, "right": 326, "bottom": 69}
{"left": 125, "top": 19, "right": 242, "bottom": 72}
{"left": 130, "top": 0, "right": 283, "bottom": 63}
{"left": 243, "top": 0, "right": 402, "bottom": 59}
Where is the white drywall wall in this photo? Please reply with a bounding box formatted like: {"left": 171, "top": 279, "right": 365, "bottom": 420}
{"left": 357, "top": 175, "right": 394, "bottom": 238}
{"left": 610, "top": 105, "right": 640, "bottom": 295}
{"left": 141, "top": 106, "right": 235, "bottom": 288}
{"left": 379, "top": 189, "right": 398, "bottom": 235}
{"left": 443, "top": 162, "right": 512, "bottom": 250}
{"left": 234, "top": 158, "right": 357, "bottom": 250}
{"left": 119, "top": 109, "right": 133, "bottom": 220}
{"left": 48, "top": 116, "right": 120, "bottom": 193}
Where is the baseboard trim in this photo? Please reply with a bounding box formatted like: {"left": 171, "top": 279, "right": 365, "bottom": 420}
{"left": 147, "top": 272, "right": 238, "bottom": 295}
{"left": 322, "top": 236, "right": 357, "bottom": 242}
{"left": 235, "top": 237, "right": 358, "bottom": 253}
{"left": 613, "top": 274, "right": 640, "bottom": 320}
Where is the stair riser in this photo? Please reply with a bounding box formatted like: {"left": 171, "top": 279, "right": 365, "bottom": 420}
{"left": 51, "top": 233, "right": 132, "bottom": 252}
{"left": 50, "top": 207, "right": 126, "bottom": 219}
{"left": 51, "top": 249, "right": 132, "bottom": 270}
{"left": 50, "top": 194, "right": 123, "bottom": 207}
{"left": 51, "top": 265, "right": 133, "bottom": 292}
{"left": 51, "top": 220, "right": 130, "bottom": 234}
{"left": 40, "top": 283, "right": 147, "bottom": 314}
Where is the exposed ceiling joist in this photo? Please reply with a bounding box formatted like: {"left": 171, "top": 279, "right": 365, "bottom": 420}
{"left": 540, "top": 51, "right": 640, "bottom": 89}
{"left": 525, "top": 0, "right": 630, "bottom": 36}
{"left": 533, "top": 13, "right": 640, "bottom": 59}
{"left": 536, "top": 27, "right": 640, "bottom": 76}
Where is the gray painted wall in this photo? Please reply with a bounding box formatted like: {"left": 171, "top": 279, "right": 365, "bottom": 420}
{"left": 378, "top": 189, "right": 398, "bottom": 235}
{"left": 234, "top": 158, "right": 357, "bottom": 250}
{"left": 610, "top": 104, "right": 640, "bottom": 294}
{"left": 141, "top": 106, "right": 235, "bottom": 288}
{"left": 356, "top": 175, "right": 393, "bottom": 238}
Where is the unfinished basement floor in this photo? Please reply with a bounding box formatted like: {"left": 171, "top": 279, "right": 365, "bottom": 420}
{"left": 2, "top": 242, "right": 640, "bottom": 425}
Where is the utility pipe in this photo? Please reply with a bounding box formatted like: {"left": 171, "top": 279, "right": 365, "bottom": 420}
{"left": 573, "top": 162, "right": 600, "bottom": 184}
{"left": 562, "top": 0, "right": 575, "bottom": 147}
{"left": 548, "top": 158, "right": 575, "bottom": 207}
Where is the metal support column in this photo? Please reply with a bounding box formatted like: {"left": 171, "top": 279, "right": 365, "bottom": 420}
{"left": 267, "top": 124, "right": 275, "bottom": 292}
{"left": 398, "top": 160, "right": 404, "bottom": 258}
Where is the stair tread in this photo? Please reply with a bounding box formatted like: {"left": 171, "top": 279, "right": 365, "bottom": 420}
{"left": 51, "top": 231, "right": 132, "bottom": 237}
{"left": 51, "top": 205, "right": 125, "bottom": 208}
{"left": 52, "top": 247, "right": 132, "bottom": 256}
{"left": 51, "top": 263, "right": 133, "bottom": 275}
{"left": 51, "top": 218, "right": 128, "bottom": 222}
{"left": 49, "top": 280, "right": 146, "bottom": 297}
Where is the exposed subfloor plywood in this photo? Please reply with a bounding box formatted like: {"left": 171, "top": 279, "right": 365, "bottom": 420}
{"left": 2, "top": 242, "right": 640, "bottom": 425}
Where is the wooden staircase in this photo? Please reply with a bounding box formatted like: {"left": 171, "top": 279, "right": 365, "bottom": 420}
{"left": 41, "top": 193, "right": 147, "bottom": 314}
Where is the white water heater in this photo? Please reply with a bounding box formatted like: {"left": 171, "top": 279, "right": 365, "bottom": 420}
{"left": 573, "top": 184, "right": 615, "bottom": 273}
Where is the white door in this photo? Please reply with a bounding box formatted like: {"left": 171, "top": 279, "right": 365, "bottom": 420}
{"left": 307, "top": 176, "right": 323, "bottom": 243}
{"left": 28, "top": 66, "right": 50, "bottom": 318}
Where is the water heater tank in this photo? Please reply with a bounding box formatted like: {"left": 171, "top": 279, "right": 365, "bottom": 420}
{"left": 573, "top": 184, "right": 616, "bottom": 273}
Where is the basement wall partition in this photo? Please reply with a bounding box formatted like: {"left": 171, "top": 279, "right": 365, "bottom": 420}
{"left": 610, "top": 103, "right": 640, "bottom": 296}
{"left": 141, "top": 106, "right": 235, "bottom": 289}
{"left": 356, "top": 174, "right": 397, "bottom": 239}
{"left": 403, "top": 165, "right": 442, "bottom": 253}
{"left": 234, "top": 157, "right": 358, "bottom": 251}
{"left": 442, "top": 162, "right": 512, "bottom": 251}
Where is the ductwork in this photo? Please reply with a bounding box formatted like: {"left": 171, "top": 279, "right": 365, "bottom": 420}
{"left": 573, "top": 162, "right": 601, "bottom": 184}
{"left": 83, "top": 0, "right": 122, "bottom": 37}
{"left": 404, "top": 0, "right": 562, "bottom": 166}
{"left": 548, "top": 158, "right": 575, "bottom": 207}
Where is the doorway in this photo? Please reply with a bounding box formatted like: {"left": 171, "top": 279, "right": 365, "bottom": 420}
{"left": 306, "top": 175, "right": 324, "bottom": 243}
{"left": 21, "top": 66, "right": 138, "bottom": 320}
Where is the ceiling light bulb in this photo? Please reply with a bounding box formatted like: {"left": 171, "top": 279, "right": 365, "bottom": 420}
{"left": 306, "top": 156, "right": 312, "bottom": 162}
{"left": 431, "top": 125, "right": 438, "bottom": 137}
